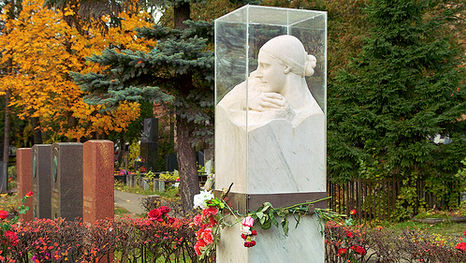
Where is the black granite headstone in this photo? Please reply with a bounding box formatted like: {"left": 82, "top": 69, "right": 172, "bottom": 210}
{"left": 140, "top": 118, "right": 158, "bottom": 171}
{"left": 32, "top": 144, "right": 51, "bottom": 218}
{"left": 166, "top": 153, "right": 178, "bottom": 171}
{"left": 51, "top": 143, "right": 83, "bottom": 220}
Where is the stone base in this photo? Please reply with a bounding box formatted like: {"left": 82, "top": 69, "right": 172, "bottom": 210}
{"left": 216, "top": 215, "right": 324, "bottom": 263}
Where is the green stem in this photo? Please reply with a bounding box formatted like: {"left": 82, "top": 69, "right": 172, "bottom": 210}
{"left": 279, "top": 196, "right": 331, "bottom": 211}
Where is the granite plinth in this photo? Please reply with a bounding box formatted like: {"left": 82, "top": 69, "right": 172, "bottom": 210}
{"left": 51, "top": 143, "right": 83, "bottom": 220}
{"left": 17, "top": 148, "right": 33, "bottom": 221}
{"left": 83, "top": 140, "right": 114, "bottom": 223}
{"left": 32, "top": 144, "right": 52, "bottom": 219}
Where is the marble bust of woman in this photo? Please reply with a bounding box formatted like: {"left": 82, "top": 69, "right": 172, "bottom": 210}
{"left": 217, "top": 35, "right": 323, "bottom": 129}
{"left": 216, "top": 35, "right": 326, "bottom": 194}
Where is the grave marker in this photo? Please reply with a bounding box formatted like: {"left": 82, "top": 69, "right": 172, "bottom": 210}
{"left": 51, "top": 143, "right": 83, "bottom": 220}
{"left": 32, "top": 144, "right": 52, "bottom": 218}
{"left": 83, "top": 140, "right": 114, "bottom": 223}
{"left": 17, "top": 148, "right": 33, "bottom": 221}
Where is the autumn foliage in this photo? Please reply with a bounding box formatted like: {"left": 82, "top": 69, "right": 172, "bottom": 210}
{"left": 0, "top": 0, "right": 155, "bottom": 140}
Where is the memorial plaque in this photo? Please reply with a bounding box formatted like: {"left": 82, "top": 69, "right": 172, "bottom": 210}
{"left": 32, "top": 144, "right": 52, "bottom": 219}
{"left": 17, "top": 148, "right": 33, "bottom": 221}
{"left": 51, "top": 143, "right": 83, "bottom": 220}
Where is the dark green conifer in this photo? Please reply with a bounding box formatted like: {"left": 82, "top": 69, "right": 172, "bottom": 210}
{"left": 72, "top": 1, "right": 215, "bottom": 210}
{"left": 328, "top": 0, "right": 464, "bottom": 216}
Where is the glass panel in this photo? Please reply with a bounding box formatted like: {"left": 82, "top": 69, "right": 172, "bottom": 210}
{"left": 215, "top": 5, "right": 327, "bottom": 195}
{"left": 215, "top": 14, "right": 248, "bottom": 193}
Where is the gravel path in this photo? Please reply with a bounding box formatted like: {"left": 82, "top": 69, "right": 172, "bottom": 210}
{"left": 114, "top": 190, "right": 157, "bottom": 215}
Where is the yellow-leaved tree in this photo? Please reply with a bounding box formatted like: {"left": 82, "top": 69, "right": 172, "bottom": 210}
{"left": 0, "top": 0, "right": 155, "bottom": 141}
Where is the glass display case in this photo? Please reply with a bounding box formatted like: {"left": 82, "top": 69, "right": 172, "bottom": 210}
{"left": 215, "top": 5, "right": 327, "bottom": 197}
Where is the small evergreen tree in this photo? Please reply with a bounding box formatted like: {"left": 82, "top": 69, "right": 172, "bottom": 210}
{"left": 328, "top": 0, "right": 464, "bottom": 216}
{"left": 72, "top": 1, "right": 215, "bottom": 210}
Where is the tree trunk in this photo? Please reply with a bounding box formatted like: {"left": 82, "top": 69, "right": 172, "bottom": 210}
{"left": 0, "top": 90, "right": 10, "bottom": 193}
{"left": 174, "top": 2, "right": 190, "bottom": 29}
{"left": 173, "top": 2, "right": 199, "bottom": 211}
{"left": 32, "top": 117, "right": 42, "bottom": 144}
{"left": 176, "top": 116, "right": 199, "bottom": 211}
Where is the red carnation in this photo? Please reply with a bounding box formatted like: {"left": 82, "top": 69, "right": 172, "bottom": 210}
{"left": 194, "top": 240, "right": 206, "bottom": 256}
{"left": 0, "top": 210, "right": 8, "bottom": 219}
{"left": 251, "top": 230, "right": 257, "bottom": 235}
{"left": 208, "top": 216, "right": 216, "bottom": 227}
{"left": 193, "top": 214, "right": 202, "bottom": 226}
{"left": 159, "top": 206, "right": 170, "bottom": 214}
{"left": 351, "top": 245, "right": 366, "bottom": 255}
{"left": 244, "top": 241, "right": 256, "bottom": 247}
{"left": 455, "top": 242, "right": 466, "bottom": 252}
{"left": 148, "top": 209, "right": 162, "bottom": 221}
{"left": 202, "top": 228, "right": 214, "bottom": 244}
{"left": 202, "top": 207, "right": 218, "bottom": 218}
{"left": 346, "top": 231, "right": 353, "bottom": 238}
{"left": 338, "top": 248, "right": 348, "bottom": 256}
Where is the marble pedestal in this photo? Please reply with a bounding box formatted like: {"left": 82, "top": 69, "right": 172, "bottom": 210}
{"left": 83, "top": 140, "right": 114, "bottom": 223}
{"left": 32, "top": 144, "right": 51, "bottom": 219}
{"left": 217, "top": 216, "right": 324, "bottom": 263}
{"left": 17, "top": 148, "right": 33, "bottom": 221}
{"left": 51, "top": 143, "right": 83, "bottom": 220}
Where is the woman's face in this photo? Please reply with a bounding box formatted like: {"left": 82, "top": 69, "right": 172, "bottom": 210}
{"left": 256, "top": 51, "right": 287, "bottom": 93}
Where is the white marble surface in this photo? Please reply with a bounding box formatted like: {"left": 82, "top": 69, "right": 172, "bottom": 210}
{"left": 216, "top": 215, "right": 324, "bottom": 263}
{"left": 215, "top": 35, "right": 325, "bottom": 262}
{"left": 215, "top": 106, "right": 325, "bottom": 194}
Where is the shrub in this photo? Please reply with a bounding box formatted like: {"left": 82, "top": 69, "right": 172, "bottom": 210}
{"left": 1, "top": 211, "right": 212, "bottom": 262}
{"left": 325, "top": 221, "right": 466, "bottom": 262}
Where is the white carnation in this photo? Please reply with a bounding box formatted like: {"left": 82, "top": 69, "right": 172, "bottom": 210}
{"left": 193, "top": 190, "right": 214, "bottom": 209}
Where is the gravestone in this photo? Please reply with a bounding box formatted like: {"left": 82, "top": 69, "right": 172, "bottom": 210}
{"left": 83, "top": 140, "right": 114, "bottom": 223}
{"left": 140, "top": 118, "right": 158, "bottom": 171}
{"left": 32, "top": 144, "right": 52, "bottom": 218}
{"left": 51, "top": 143, "right": 83, "bottom": 220}
{"left": 16, "top": 148, "right": 33, "bottom": 221}
{"left": 166, "top": 153, "right": 178, "bottom": 171}
{"left": 215, "top": 6, "right": 327, "bottom": 263}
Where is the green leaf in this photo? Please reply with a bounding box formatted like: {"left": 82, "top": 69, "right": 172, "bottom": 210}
{"left": 281, "top": 218, "right": 289, "bottom": 236}
{"left": 261, "top": 219, "right": 272, "bottom": 230}
{"left": 259, "top": 214, "right": 267, "bottom": 225}
{"left": 270, "top": 212, "right": 278, "bottom": 227}
{"left": 295, "top": 213, "right": 301, "bottom": 228}
{"left": 256, "top": 211, "right": 264, "bottom": 220}
{"left": 262, "top": 202, "right": 272, "bottom": 212}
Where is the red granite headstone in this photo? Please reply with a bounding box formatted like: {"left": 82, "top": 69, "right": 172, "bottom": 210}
{"left": 83, "top": 140, "right": 114, "bottom": 223}
{"left": 16, "top": 148, "right": 33, "bottom": 221}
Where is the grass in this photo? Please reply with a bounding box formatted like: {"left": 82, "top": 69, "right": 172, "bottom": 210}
{"left": 377, "top": 220, "right": 465, "bottom": 239}
{"left": 114, "top": 206, "right": 131, "bottom": 216}
{"left": 114, "top": 180, "right": 159, "bottom": 196}
{"left": 113, "top": 180, "right": 180, "bottom": 200}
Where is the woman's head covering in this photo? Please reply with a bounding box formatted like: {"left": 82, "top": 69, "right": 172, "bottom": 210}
{"left": 259, "top": 35, "right": 316, "bottom": 77}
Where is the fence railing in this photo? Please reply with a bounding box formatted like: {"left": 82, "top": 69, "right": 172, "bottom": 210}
{"left": 327, "top": 178, "right": 462, "bottom": 220}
